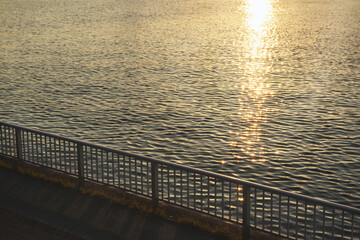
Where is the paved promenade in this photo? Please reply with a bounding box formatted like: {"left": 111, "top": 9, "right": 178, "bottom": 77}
{"left": 0, "top": 167, "right": 216, "bottom": 240}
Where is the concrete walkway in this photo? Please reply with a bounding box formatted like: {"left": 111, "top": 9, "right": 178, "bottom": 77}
{"left": 0, "top": 167, "right": 216, "bottom": 240}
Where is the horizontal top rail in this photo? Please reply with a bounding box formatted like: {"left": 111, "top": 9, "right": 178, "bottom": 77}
{"left": 1, "top": 121, "right": 360, "bottom": 215}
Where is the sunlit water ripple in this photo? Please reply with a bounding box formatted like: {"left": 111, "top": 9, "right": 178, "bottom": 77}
{"left": 1, "top": 0, "right": 359, "bottom": 208}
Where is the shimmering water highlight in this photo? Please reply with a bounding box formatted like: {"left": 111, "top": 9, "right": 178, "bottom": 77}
{"left": 0, "top": 0, "right": 359, "bottom": 207}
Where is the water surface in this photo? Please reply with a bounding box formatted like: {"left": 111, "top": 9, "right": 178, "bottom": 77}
{"left": 1, "top": 0, "right": 359, "bottom": 207}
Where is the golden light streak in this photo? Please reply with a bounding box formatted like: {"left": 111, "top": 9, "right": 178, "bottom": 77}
{"left": 231, "top": 0, "right": 277, "bottom": 163}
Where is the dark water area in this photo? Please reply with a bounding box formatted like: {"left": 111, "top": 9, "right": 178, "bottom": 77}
{"left": 1, "top": 0, "right": 359, "bottom": 208}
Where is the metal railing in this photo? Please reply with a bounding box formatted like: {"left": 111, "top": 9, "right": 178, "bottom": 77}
{"left": 0, "top": 121, "right": 359, "bottom": 240}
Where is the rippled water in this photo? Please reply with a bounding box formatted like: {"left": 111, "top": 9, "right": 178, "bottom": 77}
{"left": 1, "top": 0, "right": 359, "bottom": 207}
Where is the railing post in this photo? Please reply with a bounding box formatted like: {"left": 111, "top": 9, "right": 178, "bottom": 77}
{"left": 242, "top": 184, "right": 251, "bottom": 240}
{"left": 77, "top": 143, "right": 84, "bottom": 188}
{"left": 151, "top": 161, "right": 159, "bottom": 208}
{"left": 15, "top": 128, "right": 23, "bottom": 163}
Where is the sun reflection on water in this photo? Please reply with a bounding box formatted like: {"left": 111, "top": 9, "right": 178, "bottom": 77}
{"left": 231, "top": 0, "right": 277, "bottom": 163}
{"left": 246, "top": 0, "right": 274, "bottom": 33}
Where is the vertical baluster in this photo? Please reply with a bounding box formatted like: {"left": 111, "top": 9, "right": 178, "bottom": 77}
{"left": 254, "top": 188, "right": 257, "bottom": 227}
{"left": 15, "top": 128, "right": 22, "bottom": 162}
{"left": 49, "top": 136, "right": 52, "bottom": 168}
{"left": 167, "top": 167, "right": 170, "bottom": 202}
{"left": 69, "top": 141, "right": 71, "bottom": 173}
{"left": 221, "top": 180, "right": 224, "bottom": 219}
{"left": 1, "top": 125, "right": 5, "bottom": 155}
{"left": 7, "top": 126, "right": 11, "bottom": 156}
{"left": 12, "top": 127, "right": 16, "bottom": 157}
{"left": 63, "top": 140, "right": 66, "bottom": 170}
{"left": 3, "top": 126, "right": 7, "bottom": 155}
{"left": 141, "top": 159, "right": 144, "bottom": 194}
{"left": 305, "top": 203, "right": 308, "bottom": 240}
{"left": 63, "top": 140, "right": 69, "bottom": 172}
{"left": 85, "top": 146, "right": 88, "bottom": 178}
{"left": 180, "top": 169, "right": 183, "bottom": 206}
{"left": 262, "top": 191, "right": 265, "bottom": 230}
{"left": 331, "top": 209, "right": 335, "bottom": 239}
{"left": 21, "top": 131, "right": 25, "bottom": 161}
{"left": 8, "top": 126, "right": 11, "bottom": 155}
{"left": 22, "top": 131, "right": 26, "bottom": 160}
{"left": 68, "top": 141, "right": 71, "bottom": 172}
{"left": 64, "top": 140, "right": 67, "bottom": 171}
{"left": 215, "top": 178, "right": 217, "bottom": 216}
{"left": 341, "top": 210, "right": 344, "bottom": 239}
{"left": 278, "top": 194, "right": 282, "bottom": 237}
{"left": 123, "top": 155, "right": 126, "bottom": 188}
{"left": 72, "top": 142, "right": 76, "bottom": 174}
{"left": 236, "top": 183, "right": 239, "bottom": 223}
{"left": 77, "top": 143, "right": 84, "bottom": 187}
{"left": 187, "top": 171, "right": 190, "bottom": 208}
{"left": 96, "top": 148, "right": 99, "bottom": 181}
{"left": 5, "top": 126, "right": 8, "bottom": 155}
{"left": 207, "top": 176, "right": 210, "bottom": 214}
{"left": 107, "top": 151, "right": 110, "bottom": 185}
{"left": 70, "top": 141, "right": 73, "bottom": 173}
{"left": 200, "top": 175, "right": 203, "bottom": 211}
{"left": 37, "top": 133, "right": 40, "bottom": 163}
{"left": 8, "top": 127, "right": 11, "bottom": 155}
{"left": 59, "top": 139, "right": 62, "bottom": 170}
{"left": 313, "top": 204, "right": 317, "bottom": 239}
{"left": 62, "top": 140, "right": 68, "bottom": 169}
{"left": 161, "top": 165, "right": 164, "bottom": 199}
{"left": 44, "top": 136, "right": 48, "bottom": 166}
{"left": 287, "top": 197, "right": 290, "bottom": 238}
{"left": 7, "top": 127, "right": 10, "bottom": 156}
{"left": 86, "top": 146, "right": 89, "bottom": 179}
{"left": 173, "top": 169, "right": 176, "bottom": 204}
{"left": 112, "top": 152, "right": 115, "bottom": 186}
{"left": 0, "top": 125, "right": 3, "bottom": 154}
{"left": 146, "top": 159, "right": 149, "bottom": 195}
{"left": 351, "top": 214, "right": 354, "bottom": 240}
{"left": 54, "top": 138, "right": 58, "bottom": 167}
{"left": 242, "top": 184, "right": 250, "bottom": 240}
{"left": 2, "top": 125, "right": 5, "bottom": 155}
{"left": 7, "top": 126, "right": 10, "bottom": 155}
{"left": 5, "top": 126, "right": 9, "bottom": 155}
{"left": 229, "top": 182, "right": 232, "bottom": 221}
{"left": 66, "top": 141, "right": 69, "bottom": 172}
{"left": 31, "top": 132, "right": 34, "bottom": 162}
{"left": 40, "top": 135, "right": 44, "bottom": 165}
{"left": 193, "top": 172, "right": 197, "bottom": 210}
{"left": 93, "top": 147, "right": 96, "bottom": 180}
{"left": 91, "top": 147, "right": 94, "bottom": 180}
{"left": 271, "top": 192, "right": 273, "bottom": 233}
{"left": 129, "top": 156, "right": 132, "bottom": 190}
{"left": 60, "top": 140, "right": 63, "bottom": 170}
{"left": 123, "top": 154, "right": 126, "bottom": 188}
{"left": 296, "top": 199, "right": 299, "bottom": 239}
{"left": 4, "top": 126, "right": 8, "bottom": 155}
{"left": 117, "top": 154, "right": 120, "bottom": 187}
{"left": 64, "top": 140, "right": 67, "bottom": 172}
{"left": 9, "top": 127, "right": 13, "bottom": 156}
{"left": 101, "top": 149, "right": 104, "bottom": 183}
{"left": 323, "top": 207, "right": 326, "bottom": 239}
{"left": 151, "top": 161, "right": 158, "bottom": 208}
{"left": 135, "top": 157, "right": 138, "bottom": 192}
{"left": 33, "top": 133, "right": 39, "bottom": 163}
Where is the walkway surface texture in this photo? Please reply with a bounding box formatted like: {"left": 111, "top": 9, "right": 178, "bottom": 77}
{"left": 0, "top": 167, "right": 216, "bottom": 240}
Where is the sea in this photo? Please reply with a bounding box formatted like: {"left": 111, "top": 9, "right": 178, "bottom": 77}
{"left": 0, "top": 0, "right": 359, "bottom": 208}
